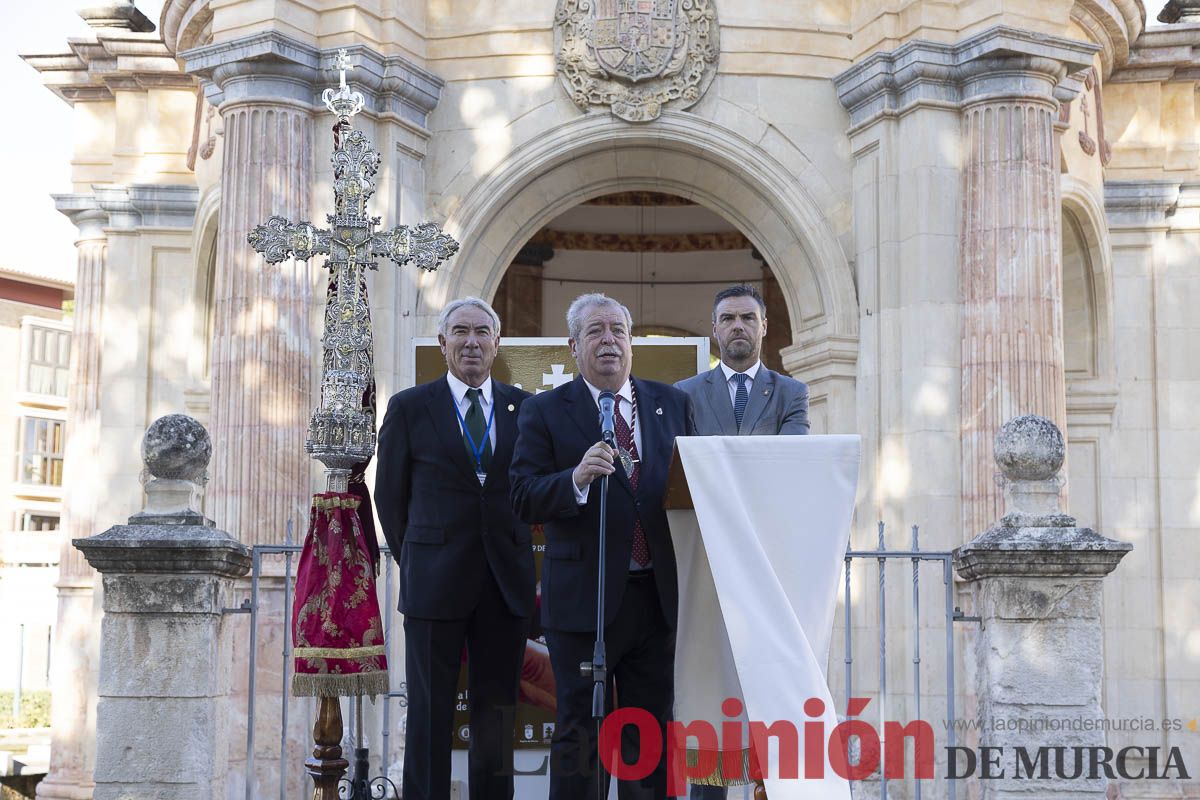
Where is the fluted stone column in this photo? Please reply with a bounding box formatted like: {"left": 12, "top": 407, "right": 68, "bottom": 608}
{"left": 198, "top": 60, "right": 318, "bottom": 546}
{"left": 37, "top": 197, "right": 109, "bottom": 800}
{"left": 958, "top": 48, "right": 1092, "bottom": 538}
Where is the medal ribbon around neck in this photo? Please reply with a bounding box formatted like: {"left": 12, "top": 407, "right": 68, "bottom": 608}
{"left": 615, "top": 382, "right": 639, "bottom": 476}
{"left": 453, "top": 389, "right": 496, "bottom": 474}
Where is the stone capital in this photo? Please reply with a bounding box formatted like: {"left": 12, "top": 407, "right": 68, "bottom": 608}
{"left": 834, "top": 26, "right": 1099, "bottom": 128}
{"left": 181, "top": 31, "right": 444, "bottom": 127}
{"left": 53, "top": 193, "right": 109, "bottom": 241}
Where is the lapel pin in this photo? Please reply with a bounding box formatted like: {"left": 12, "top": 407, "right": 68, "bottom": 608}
{"left": 507, "top": 404, "right": 515, "bottom": 411}
{"left": 655, "top": 407, "right": 663, "bottom": 415}
{"left": 764, "top": 389, "right": 770, "bottom": 396}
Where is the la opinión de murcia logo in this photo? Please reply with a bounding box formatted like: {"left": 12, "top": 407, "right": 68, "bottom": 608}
{"left": 564, "top": 697, "right": 1191, "bottom": 795}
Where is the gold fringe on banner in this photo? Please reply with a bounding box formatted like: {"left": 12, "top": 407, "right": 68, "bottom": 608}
{"left": 685, "top": 748, "right": 755, "bottom": 787}
{"left": 292, "top": 671, "right": 390, "bottom": 699}
{"left": 293, "top": 645, "right": 387, "bottom": 660}
{"left": 312, "top": 495, "right": 362, "bottom": 512}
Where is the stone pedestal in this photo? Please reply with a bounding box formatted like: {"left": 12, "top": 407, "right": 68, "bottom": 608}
{"left": 955, "top": 416, "right": 1131, "bottom": 800}
{"left": 74, "top": 415, "right": 251, "bottom": 800}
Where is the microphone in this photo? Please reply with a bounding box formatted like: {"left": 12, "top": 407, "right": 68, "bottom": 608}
{"left": 598, "top": 391, "right": 616, "bottom": 445}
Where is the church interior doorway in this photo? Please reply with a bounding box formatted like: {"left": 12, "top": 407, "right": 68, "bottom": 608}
{"left": 490, "top": 191, "right": 793, "bottom": 371}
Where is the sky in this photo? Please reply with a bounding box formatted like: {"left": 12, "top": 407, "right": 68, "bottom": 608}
{"left": 0, "top": 0, "right": 163, "bottom": 284}
{"left": 0, "top": 0, "right": 1175, "bottom": 286}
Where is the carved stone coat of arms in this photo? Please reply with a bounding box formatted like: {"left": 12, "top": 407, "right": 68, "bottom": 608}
{"left": 555, "top": 0, "right": 719, "bottom": 122}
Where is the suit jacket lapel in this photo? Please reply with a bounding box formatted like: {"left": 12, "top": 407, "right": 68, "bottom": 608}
{"left": 565, "top": 376, "right": 633, "bottom": 497}
{"left": 485, "top": 382, "right": 517, "bottom": 489}
{"left": 703, "top": 366, "right": 738, "bottom": 435}
{"left": 426, "top": 376, "right": 481, "bottom": 485}
{"left": 739, "top": 367, "right": 775, "bottom": 434}
{"left": 634, "top": 377, "right": 664, "bottom": 495}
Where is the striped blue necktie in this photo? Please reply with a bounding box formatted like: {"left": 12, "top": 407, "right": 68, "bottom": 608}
{"left": 733, "top": 373, "right": 750, "bottom": 430}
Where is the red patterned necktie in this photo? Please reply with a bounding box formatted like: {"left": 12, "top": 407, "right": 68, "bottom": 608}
{"left": 614, "top": 398, "right": 650, "bottom": 568}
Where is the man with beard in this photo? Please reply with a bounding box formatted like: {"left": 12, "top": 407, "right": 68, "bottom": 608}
{"left": 510, "top": 293, "right": 694, "bottom": 799}
{"left": 676, "top": 284, "right": 809, "bottom": 438}
{"left": 674, "top": 283, "right": 809, "bottom": 799}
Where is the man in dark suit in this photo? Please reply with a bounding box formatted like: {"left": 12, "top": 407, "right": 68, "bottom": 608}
{"left": 375, "top": 297, "right": 535, "bottom": 800}
{"left": 674, "top": 283, "right": 808, "bottom": 799}
{"left": 510, "top": 293, "right": 693, "bottom": 799}
{"left": 676, "top": 284, "right": 810, "bottom": 438}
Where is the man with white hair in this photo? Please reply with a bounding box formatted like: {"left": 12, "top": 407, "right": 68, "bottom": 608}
{"left": 376, "top": 297, "right": 535, "bottom": 800}
{"left": 511, "top": 293, "right": 695, "bottom": 799}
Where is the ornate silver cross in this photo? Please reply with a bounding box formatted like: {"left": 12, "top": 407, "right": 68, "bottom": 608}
{"left": 248, "top": 51, "right": 459, "bottom": 490}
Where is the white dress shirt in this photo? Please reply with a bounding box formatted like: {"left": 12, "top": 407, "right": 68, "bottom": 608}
{"left": 572, "top": 377, "right": 641, "bottom": 502}
{"left": 573, "top": 377, "right": 650, "bottom": 570}
{"left": 446, "top": 372, "right": 497, "bottom": 467}
{"left": 719, "top": 359, "right": 762, "bottom": 406}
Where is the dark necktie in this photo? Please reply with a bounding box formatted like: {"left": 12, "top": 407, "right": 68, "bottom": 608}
{"left": 464, "top": 387, "right": 492, "bottom": 472}
{"left": 614, "top": 398, "right": 650, "bottom": 568}
{"left": 733, "top": 373, "right": 750, "bottom": 430}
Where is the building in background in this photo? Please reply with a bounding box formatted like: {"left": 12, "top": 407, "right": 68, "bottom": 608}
{"left": 0, "top": 266, "right": 73, "bottom": 702}
{"left": 13, "top": 0, "right": 1200, "bottom": 797}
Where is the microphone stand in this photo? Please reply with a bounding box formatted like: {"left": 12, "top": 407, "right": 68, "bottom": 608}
{"left": 582, "top": 428, "right": 616, "bottom": 800}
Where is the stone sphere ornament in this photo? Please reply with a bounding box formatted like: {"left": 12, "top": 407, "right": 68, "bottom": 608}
{"left": 142, "top": 414, "right": 212, "bottom": 482}
{"left": 993, "top": 414, "right": 1065, "bottom": 482}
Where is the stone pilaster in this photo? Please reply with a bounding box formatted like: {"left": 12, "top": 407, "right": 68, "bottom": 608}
{"left": 955, "top": 416, "right": 1131, "bottom": 800}
{"left": 74, "top": 415, "right": 251, "bottom": 800}
{"left": 37, "top": 195, "right": 109, "bottom": 800}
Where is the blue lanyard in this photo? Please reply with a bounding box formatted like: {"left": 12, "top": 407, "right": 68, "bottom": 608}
{"left": 453, "top": 392, "right": 496, "bottom": 472}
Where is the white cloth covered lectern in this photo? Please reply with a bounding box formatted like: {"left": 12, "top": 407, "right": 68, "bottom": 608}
{"left": 666, "top": 435, "right": 860, "bottom": 800}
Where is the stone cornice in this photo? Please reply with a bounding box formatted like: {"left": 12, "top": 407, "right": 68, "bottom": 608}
{"left": 1104, "top": 180, "right": 1181, "bottom": 227}
{"left": 834, "top": 26, "right": 1099, "bottom": 129}
{"left": 954, "top": 524, "right": 1132, "bottom": 580}
{"left": 181, "top": 31, "right": 443, "bottom": 127}
{"left": 75, "top": 523, "right": 250, "bottom": 579}
{"left": 79, "top": 3, "right": 154, "bottom": 32}
{"left": 22, "top": 31, "right": 194, "bottom": 105}
{"left": 53, "top": 185, "right": 200, "bottom": 232}
{"left": 1110, "top": 23, "right": 1200, "bottom": 83}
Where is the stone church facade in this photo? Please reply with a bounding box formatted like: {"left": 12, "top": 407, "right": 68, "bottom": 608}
{"left": 21, "top": 0, "right": 1199, "bottom": 797}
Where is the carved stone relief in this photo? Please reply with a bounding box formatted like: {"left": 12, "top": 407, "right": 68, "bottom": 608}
{"left": 554, "top": 0, "right": 719, "bottom": 122}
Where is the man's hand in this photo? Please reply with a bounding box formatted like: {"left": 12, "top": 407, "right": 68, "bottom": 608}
{"left": 572, "top": 441, "right": 615, "bottom": 489}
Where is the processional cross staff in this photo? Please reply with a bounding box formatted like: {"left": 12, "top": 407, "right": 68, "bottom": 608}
{"left": 247, "top": 49, "right": 459, "bottom": 800}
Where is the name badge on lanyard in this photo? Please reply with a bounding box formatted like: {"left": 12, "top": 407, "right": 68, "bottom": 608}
{"left": 453, "top": 394, "right": 495, "bottom": 484}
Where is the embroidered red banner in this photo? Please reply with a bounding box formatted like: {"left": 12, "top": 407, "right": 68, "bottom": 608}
{"left": 292, "top": 492, "right": 389, "bottom": 697}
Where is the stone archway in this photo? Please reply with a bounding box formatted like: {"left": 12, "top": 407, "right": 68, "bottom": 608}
{"left": 429, "top": 111, "right": 854, "bottom": 340}
{"left": 419, "top": 111, "right": 859, "bottom": 428}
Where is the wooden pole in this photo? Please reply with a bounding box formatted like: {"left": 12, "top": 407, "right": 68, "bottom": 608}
{"left": 307, "top": 696, "right": 349, "bottom": 800}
